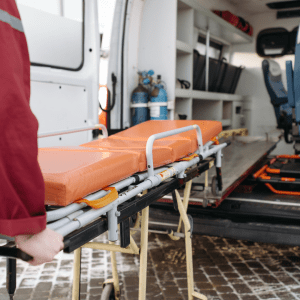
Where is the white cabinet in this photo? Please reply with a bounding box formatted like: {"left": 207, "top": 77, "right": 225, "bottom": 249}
{"left": 138, "top": 0, "right": 253, "bottom": 128}
{"left": 174, "top": 0, "right": 253, "bottom": 129}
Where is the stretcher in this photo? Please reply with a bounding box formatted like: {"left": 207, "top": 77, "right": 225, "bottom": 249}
{"left": 0, "top": 120, "right": 228, "bottom": 300}
{"left": 253, "top": 154, "right": 300, "bottom": 196}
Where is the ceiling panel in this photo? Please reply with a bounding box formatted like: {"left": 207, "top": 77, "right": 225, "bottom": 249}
{"left": 227, "top": 0, "right": 292, "bottom": 15}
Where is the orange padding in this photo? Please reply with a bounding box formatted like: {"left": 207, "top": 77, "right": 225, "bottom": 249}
{"left": 39, "top": 120, "right": 222, "bottom": 206}
{"left": 39, "top": 147, "right": 139, "bottom": 206}
{"left": 75, "top": 187, "right": 118, "bottom": 209}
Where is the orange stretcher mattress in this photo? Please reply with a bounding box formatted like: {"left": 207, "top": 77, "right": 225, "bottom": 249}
{"left": 39, "top": 120, "right": 222, "bottom": 206}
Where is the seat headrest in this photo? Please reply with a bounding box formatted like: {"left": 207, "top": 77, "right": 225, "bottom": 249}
{"left": 263, "top": 59, "right": 282, "bottom": 77}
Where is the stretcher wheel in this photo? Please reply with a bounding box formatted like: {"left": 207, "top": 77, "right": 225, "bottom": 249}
{"left": 211, "top": 176, "right": 220, "bottom": 196}
{"left": 101, "top": 283, "right": 115, "bottom": 300}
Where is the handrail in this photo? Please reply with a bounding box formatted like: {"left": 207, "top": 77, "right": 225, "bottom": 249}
{"left": 145, "top": 125, "right": 203, "bottom": 177}
{"left": 38, "top": 124, "right": 108, "bottom": 138}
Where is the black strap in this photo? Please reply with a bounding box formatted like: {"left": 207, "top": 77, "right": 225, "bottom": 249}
{"left": 99, "top": 73, "right": 117, "bottom": 113}
{"left": 177, "top": 79, "right": 191, "bottom": 89}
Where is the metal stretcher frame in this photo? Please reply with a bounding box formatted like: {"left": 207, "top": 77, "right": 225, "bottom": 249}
{"left": 1, "top": 123, "right": 228, "bottom": 300}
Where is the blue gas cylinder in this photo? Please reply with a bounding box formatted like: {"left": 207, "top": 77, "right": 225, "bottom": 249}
{"left": 131, "top": 76, "right": 149, "bottom": 125}
{"left": 149, "top": 75, "right": 168, "bottom": 120}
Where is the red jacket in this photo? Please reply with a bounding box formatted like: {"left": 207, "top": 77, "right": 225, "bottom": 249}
{"left": 0, "top": 1, "right": 46, "bottom": 236}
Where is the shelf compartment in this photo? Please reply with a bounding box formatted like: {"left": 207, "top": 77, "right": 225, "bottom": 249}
{"left": 176, "top": 49, "right": 193, "bottom": 84}
{"left": 180, "top": 0, "right": 253, "bottom": 44}
{"left": 175, "top": 89, "right": 244, "bottom": 101}
{"left": 175, "top": 98, "right": 193, "bottom": 120}
{"left": 223, "top": 101, "right": 232, "bottom": 120}
{"left": 177, "top": 2, "right": 194, "bottom": 45}
{"left": 192, "top": 99, "right": 222, "bottom": 121}
{"left": 221, "top": 119, "right": 232, "bottom": 127}
{"left": 176, "top": 40, "right": 193, "bottom": 55}
{"left": 194, "top": 26, "right": 230, "bottom": 46}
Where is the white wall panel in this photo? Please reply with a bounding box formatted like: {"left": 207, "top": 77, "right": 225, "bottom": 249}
{"left": 30, "top": 81, "right": 90, "bottom": 147}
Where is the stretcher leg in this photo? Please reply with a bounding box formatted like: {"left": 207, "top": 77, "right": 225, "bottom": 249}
{"left": 109, "top": 241, "right": 120, "bottom": 300}
{"left": 6, "top": 258, "right": 16, "bottom": 300}
{"left": 83, "top": 240, "right": 139, "bottom": 255}
{"left": 79, "top": 215, "right": 143, "bottom": 299}
{"left": 169, "top": 180, "right": 193, "bottom": 241}
{"left": 175, "top": 188, "right": 207, "bottom": 300}
{"left": 203, "top": 170, "right": 210, "bottom": 207}
{"left": 138, "top": 206, "right": 149, "bottom": 300}
{"left": 72, "top": 248, "right": 82, "bottom": 300}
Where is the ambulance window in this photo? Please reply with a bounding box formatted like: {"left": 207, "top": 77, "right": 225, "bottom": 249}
{"left": 16, "top": 0, "right": 83, "bottom": 70}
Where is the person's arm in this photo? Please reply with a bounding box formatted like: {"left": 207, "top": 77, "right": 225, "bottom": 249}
{"left": 0, "top": 1, "right": 63, "bottom": 265}
{"left": 0, "top": 1, "right": 46, "bottom": 237}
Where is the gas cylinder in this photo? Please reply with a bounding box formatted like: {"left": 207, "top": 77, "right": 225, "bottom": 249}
{"left": 149, "top": 75, "right": 168, "bottom": 120}
{"left": 131, "top": 74, "right": 149, "bottom": 125}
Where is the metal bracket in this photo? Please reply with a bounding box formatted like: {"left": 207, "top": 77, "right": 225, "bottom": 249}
{"left": 120, "top": 218, "right": 131, "bottom": 248}
{"left": 172, "top": 191, "right": 179, "bottom": 212}
{"left": 188, "top": 215, "right": 194, "bottom": 238}
{"left": 108, "top": 207, "right": 119, "bottom": 242}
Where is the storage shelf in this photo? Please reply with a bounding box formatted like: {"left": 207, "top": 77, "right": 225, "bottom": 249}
{"left": 176, "top": 40, "right": 193, "bottom": 55}
{"left": 179, "top": 0, "right": 253, "bottom": 44}
{"left": 175, "top": 89, "right": 244, "bottom": 101}
{"left": 195, "top": 27, "right": 230, "bottom": 46}
{"left": 174, "top": 0, "right": 247, "bottom": 129}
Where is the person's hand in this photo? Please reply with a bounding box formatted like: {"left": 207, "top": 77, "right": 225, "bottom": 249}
{"left": 15, "top": 228, "right": 64, "bottom": 266}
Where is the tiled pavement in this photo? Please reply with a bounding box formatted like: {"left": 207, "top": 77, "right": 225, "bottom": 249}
{"left": 1, "top": 232, "right": 300, "bottom": 300}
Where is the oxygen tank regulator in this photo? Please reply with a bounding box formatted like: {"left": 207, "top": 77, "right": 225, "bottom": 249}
{"left": 131, "top": 70, "right": 168, "bottom": 125}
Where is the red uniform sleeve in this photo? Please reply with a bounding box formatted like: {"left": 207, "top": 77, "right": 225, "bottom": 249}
{"left": 0, "top": 1, "right": 46, "bottom": 237}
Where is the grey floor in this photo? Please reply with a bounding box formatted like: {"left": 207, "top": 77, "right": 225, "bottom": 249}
{"left": 1, "top": 232, "right": 300, "bottom": 300}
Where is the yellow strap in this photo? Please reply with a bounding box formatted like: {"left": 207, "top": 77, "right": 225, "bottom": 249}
{"left": 211, "top": 136, "right": 219, "bottom": 145}
{"left": 75, "top": 187, "right": 118, "bottom": 209}
{"left": 180, "top": 153, "right": 198, "bottom": 161}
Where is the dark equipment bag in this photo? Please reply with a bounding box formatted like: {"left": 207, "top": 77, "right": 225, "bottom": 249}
{"left": 193, "top": 49, "right": 244, "bottom": 94}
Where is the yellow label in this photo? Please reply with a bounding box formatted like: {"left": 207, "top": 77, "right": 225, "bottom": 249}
{"left": 209, "top": 160, "right": 214, "bottom": 169}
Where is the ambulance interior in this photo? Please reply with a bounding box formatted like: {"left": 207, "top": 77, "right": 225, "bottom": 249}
{"left": 14, "top": 0, "right": 300, "bottom": 244}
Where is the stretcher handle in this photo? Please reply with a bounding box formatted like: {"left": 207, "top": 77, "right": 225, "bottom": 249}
{"left": 146, "top": 125, "right": 203, "bottom": 177}
{"left": 38, "top": 124, "right": 108, "bottom": 138}
{"left": 0, "top": 244, "right": 33, "bottom": 262}
{"left": 0, "top": 239, "right": 71, "bottom": 262}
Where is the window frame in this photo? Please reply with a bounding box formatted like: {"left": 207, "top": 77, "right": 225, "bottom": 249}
{"left": 29, "top": 0, "right": 85, "bottom": 71}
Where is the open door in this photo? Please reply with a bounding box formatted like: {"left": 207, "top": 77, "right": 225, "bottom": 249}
{"left": 17, "top": 0, "right": 100, "bottom": 146}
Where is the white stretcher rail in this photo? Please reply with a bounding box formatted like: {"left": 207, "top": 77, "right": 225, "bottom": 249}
{"left": 38, "top": 124, "right": 108, "bottom": 138}
{"left": 46, "top": 166, "right": 168, "bottom": 222}
{"left": 146, "top": 124, "right": 204, "bottom": 177}
{"left": 46, "top": 140, "right": 218, "bottom": 232}
{"left": 204, "top": 140, "right": 214, "bottom": 151}
{"left": 53, "top": 156, "right": 201, "bottom": 240}
{"left": 47, "top": 210, "right": 85, "bottom": 231}
{"left": 47, "top": 126, "right": 226, "bottom": 241}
